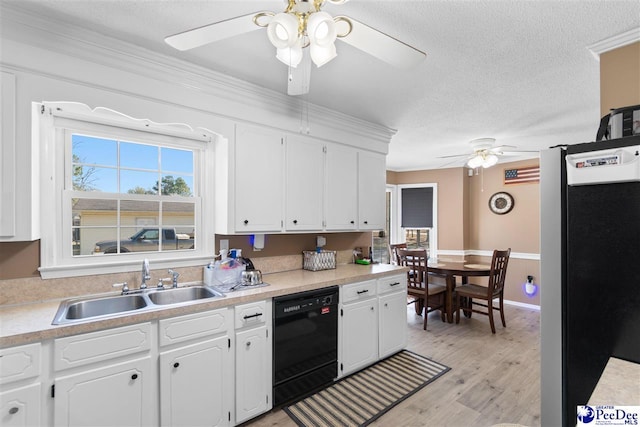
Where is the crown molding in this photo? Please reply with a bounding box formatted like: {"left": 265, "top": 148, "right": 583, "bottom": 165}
{"left": 587, "top": 27, "right": 640, "bottom": 61}
{"left": 0, "top": 3, "right": 396, "bottom": 147}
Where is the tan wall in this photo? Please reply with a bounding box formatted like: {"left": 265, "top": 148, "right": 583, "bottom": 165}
{"left": 600, "top": 42, "right": 640, "bottom": 116}
{"left": 467, "top": 162, "right": 540, "bottom": 254}
{"left": 389, "top": 159, "right": 540, "bottom": 306}
{"left": 467, "top": 160, "right": 541, "bottom": 306}
{"left": 214, "top": 232, "right": 373, "bottom": 260}
{"left": 388, "top": 167, "right": 468, "bottom": 251}
{"left": 0, "top": 241, "right": 40, "bottom": 280}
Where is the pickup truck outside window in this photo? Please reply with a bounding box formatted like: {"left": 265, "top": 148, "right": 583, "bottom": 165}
{"left": 92, "top": 227, "right": 195, "bottom": 254}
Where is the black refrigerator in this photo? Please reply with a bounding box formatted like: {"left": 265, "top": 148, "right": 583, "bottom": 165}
{"left": 540, "top": 135, "right": 640, "bottom": 427}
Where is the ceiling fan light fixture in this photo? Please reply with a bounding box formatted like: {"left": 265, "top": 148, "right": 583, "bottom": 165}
{"left": 482, "top": 154, "right": 499, "bottom": 168}
{"left": 267, "top": 13, "right": 299, "bottom": 49}
{"left": 310, "top": 42, "right": 337, "bottom": 67}
{"left": 276, "top": 45, "right": 303, "bottom": 67}
{"left": 466, "top": 155, "right": 484, "bottom": 169}
{"left": 307, "top": 12, "right": 337, "bottom": 47}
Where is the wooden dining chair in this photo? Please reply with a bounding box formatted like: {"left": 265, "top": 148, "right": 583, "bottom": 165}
{"left": 389, "top": 243, "right": 407, "bottom": 265}
{"left": 455, "top": 248, "right": 511, "bottom": 333}
{"left": 398, "top": 249, "right": 446, "bottom": 330}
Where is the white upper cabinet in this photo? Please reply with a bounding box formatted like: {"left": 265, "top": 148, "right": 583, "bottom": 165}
{"left": 0, "top": 81, "right": 39, "bottom": 242}
{"left": 325, "top": 143, "right": 358, "bottom": 231}
{"left": 233, "top": 125, "right": 284, "bottom": 233}
{"left": 285, "top": 135, "right": 324, "bottom": 231}
{"left": 217, "top": 123, "right": 387, "bottom": 234}
{"left": 358, "top": 151, "right": 386, "bottom": 230}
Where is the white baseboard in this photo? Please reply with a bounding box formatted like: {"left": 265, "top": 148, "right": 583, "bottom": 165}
{"left": 504, "top": 299, "right": 540, "bottom": 311}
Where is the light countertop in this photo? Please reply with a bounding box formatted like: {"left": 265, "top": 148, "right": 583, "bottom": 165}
{"left": 0, "top": 264, "right": 406, "bottom": 348}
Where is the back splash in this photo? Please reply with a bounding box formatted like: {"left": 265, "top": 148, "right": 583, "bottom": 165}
{"left": 0, "top": 250, "right": 356, "bottom": 306}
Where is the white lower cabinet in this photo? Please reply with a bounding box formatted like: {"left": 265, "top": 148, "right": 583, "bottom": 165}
{"left": 158, "top": 308, "right": 233, "bottom": 427}
{"left": 234, "top": 300, "right": 272, "bottom": 425}
{"left": 159, "top": 337, "right": 232, "bottom": 427}
{"left": 0, "top": 342, "right": 42, "bottom": 427}
{"left": 0, "top": 383, "right": 41, "bottom": 427}
{"left": 378, "top": 275, "right": 409, "bottom": 359}
{"left": 53, "top": 356, "right": 153, "bottom": 427}
{"left": 338, "top": 280, "right": 378, "bottom": 377}
{"left": 52, "top": 322, "right": 155, "bottom": 427}
{"left": 339, "top": 275, "right": 408, "bottom": 377}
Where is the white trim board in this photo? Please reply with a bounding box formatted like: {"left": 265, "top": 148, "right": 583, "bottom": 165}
{"left": 504, "top": 299, "right": 540, "bottom": 311}
{"left": 437, "top": 250, "right": 540, "bottom": 261}
{"left": 587, "top": 28, "right": 640, "bottom": 61}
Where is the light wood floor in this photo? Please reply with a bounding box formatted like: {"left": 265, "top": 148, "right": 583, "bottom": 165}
{"left": 247, "top": 303, "right": 541, "bottom": 427}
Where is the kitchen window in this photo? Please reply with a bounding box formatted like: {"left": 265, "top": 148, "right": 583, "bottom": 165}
{"left": 37, "top": 102, "right": 217, "bottom": 278}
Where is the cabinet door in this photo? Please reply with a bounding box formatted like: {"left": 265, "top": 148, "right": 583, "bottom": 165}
{"left": 159, "top": 336, "right": 232, "bottom": 427}
{"left": 0, "top": 383, "right": 41, "bottom": 427}
{"left": 378, "top": 291, "right": 409, "bottom": 359}
{"left": 325, "top": 144, "right": 358, "bottom": 230}
{"left": 235, "top": 326, "right": 271, "bottom": 424}
{"left": 54, "top": 357, "right": 153, "bottom": 427}
{"left": 339, "top": 299, "right": 378, "bottom": 377}
{"left": 235, "top": 125, "right": 284, "bottom": 232}
{"left": 358, "top": 151, "right": 386, "bottom": 230}
{"left": 285, "top": 135, "right": 324, "bottom": 231}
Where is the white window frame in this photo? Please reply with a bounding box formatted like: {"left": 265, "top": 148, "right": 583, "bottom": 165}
{"left": 37, "top": 102, "right": 219, "bottom": 278}
{"left": 396, "top": 182, "right": 438, "bottom": 259}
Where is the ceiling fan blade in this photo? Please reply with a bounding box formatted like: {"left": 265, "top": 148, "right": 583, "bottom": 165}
{"left": 439, "top": 157, "right": 467, "bottom": 168}
{"left": 498, "top": 150, "right": 540, "bottom": 156}
{"left": 165, "top": 12, "right": 264, "bottom": 51}
{"left": 287, "top": 51, "right": 311, "bottom": 96}
{"left": 437, "top": 153, "right": 470, "bottom": 159}
{"left": 491, "top": 145, "right": 517, "bottom": 151}
{"left": 336, "top": 17, "right": 426, "bottom": 68}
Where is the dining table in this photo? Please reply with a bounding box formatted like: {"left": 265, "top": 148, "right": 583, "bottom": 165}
{"left": 426, "top": 260, "right": 492, "bottom": 323}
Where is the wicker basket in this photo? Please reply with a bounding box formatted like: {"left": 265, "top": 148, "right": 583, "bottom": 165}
{"left": 303, "top": 250, "right": 337, "bottom": 271}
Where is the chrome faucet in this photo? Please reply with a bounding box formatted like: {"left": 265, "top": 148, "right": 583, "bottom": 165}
{"left": 168, "top": 269, "right": 180, "bottom": 288}
{"left": 141, "top": 259, "right": 151, "bottom": 289}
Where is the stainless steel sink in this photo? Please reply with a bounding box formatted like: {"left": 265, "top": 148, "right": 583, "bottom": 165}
{"left": 147, "top": 286, "right": 222, "bottom": 305}
{"left": 52, "top": 285, "right": 225, "bottom": 325}
{"left": 53, "top": 294, "right": 149, "bottom": 324}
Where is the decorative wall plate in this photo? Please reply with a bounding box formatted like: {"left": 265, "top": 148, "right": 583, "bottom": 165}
{"left": 489, "top": 191, "right": 514, "bottom": 215}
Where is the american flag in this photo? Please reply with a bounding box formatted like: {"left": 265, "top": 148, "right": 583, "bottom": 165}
{"left": 504, "top": 166, "right": 540, "bottom": 185}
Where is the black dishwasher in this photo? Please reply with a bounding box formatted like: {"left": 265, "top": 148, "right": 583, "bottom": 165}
{"left": 273, "top": 286, "right": 338, "bottom": 406}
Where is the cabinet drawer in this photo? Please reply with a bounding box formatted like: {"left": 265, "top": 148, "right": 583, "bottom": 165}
{"left": 341, "top": 280, "right": 377, "bottom": 304}
{"left": 159, "top": 308, "right": 231, "bottom": 347}
{"left": 54, "top": 323, "right": 151, "bottom": 371}
{"left": 0, "top": 343, "right": 41, "bottom": 385}
{"left": 377, "top": 274, "right": 407, "bottom": 295}
{"left": 235, "top": 300, "right": 268, "bottom": 329}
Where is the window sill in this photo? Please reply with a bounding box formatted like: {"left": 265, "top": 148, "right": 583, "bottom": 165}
{"left": 39, "top": 254, "right": 212, "bottom": 279}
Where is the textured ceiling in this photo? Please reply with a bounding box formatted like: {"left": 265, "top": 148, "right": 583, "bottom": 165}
{"left": 3, "top": 0, "right": 640, "bottom": 170}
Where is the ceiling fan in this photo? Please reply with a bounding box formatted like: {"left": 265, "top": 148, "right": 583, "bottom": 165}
{"left": 164, "top": 0, "right": 426, "bottom": 95}
{"left": 438, "top": 138, "right": 539, "bottom": 169}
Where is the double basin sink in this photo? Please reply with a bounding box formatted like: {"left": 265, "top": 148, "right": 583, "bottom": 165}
{"left": 52, "top": 285, "right": 224, "bottom": 325}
